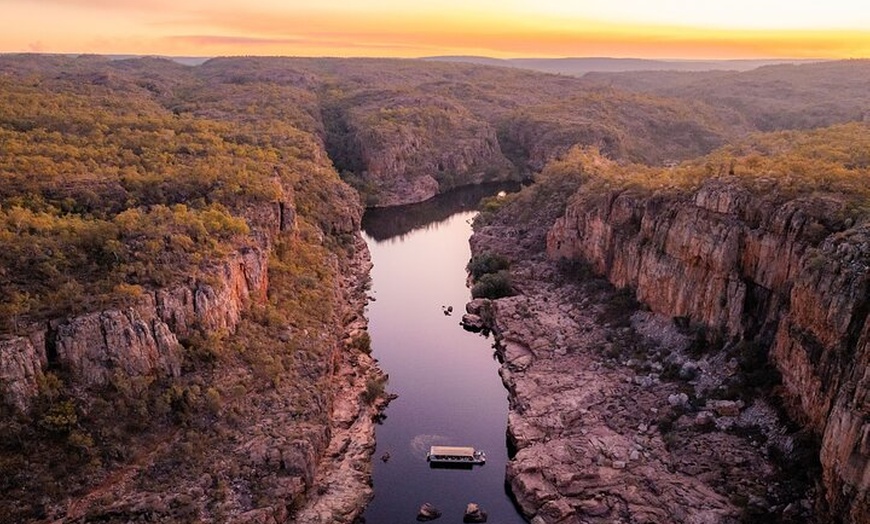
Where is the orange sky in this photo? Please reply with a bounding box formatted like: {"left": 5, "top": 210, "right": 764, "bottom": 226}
{"left": 2, "top": 0, "right": 869, "bottom": 59}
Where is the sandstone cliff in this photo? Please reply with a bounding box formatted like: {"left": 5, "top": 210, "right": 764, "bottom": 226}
{"left": 0, "top": 191, "right": 287, "bottom": 414}
{"left": 547, "top": 179, "right": 869, "bottom": 521}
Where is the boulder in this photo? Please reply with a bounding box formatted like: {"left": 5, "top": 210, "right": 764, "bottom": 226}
{"left": 461, "top": 314, "right": 485, "bottom": 332}
{"left": 417, "top": 502, "right": 442, "bottom": 521}
{"left": 667, "top": 393, "right": 689, "bottom": 408}
{"left": 463, "top": 502, "right": 488, "bottom": 523}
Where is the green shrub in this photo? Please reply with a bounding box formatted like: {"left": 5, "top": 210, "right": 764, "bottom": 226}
{"left": 362, "top": 376, "right": 387, "bottom": 404}
{"left": 467, "top": 252, "right": 510, "bottom": 280}
{"left": 350, "top": 331, "right": 372, "bottom": 354}
{"left": 471, "top": 271, "right": 514, "bottom": 299}
{"left": 39, "top": 400, "right": 78, "bottom": 434}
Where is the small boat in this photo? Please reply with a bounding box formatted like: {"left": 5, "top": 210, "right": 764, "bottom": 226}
{"left": 426, "top": 446, "right": 486, "bottom": 465}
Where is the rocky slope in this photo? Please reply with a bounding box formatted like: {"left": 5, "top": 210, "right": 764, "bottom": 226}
{"left": 545, "top": 179, "right": 869, "bottom": 521}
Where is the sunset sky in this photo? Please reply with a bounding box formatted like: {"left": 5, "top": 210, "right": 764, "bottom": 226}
{"left": 2, "top": 0, "right": 869, "bottom": 59}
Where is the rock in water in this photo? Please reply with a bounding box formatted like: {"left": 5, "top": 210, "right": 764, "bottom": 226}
{"left": 417, "top": 502, "right": 442, "bottom": 521}
{"left": 461, "top": 313, "right": 484, "bottom": 332}
{"left": 463, "top": 502, "right": 488, "bottom": 523}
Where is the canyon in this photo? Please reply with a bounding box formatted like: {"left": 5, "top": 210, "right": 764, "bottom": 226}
{"left": 1, "top": 55, "right": 869, "bottom": 522}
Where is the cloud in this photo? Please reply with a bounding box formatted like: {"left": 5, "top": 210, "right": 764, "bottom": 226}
{"left": 3, "top": 0, "right": 868, "bottom": 58}
{"left": 31, "top": 0, "right": 181, "bottom": 10}
{"left": 162, "top": 33, "right": 430, "bottom": 53}
{"left": 165, "top": 35, "right": 310, "bottom": 47}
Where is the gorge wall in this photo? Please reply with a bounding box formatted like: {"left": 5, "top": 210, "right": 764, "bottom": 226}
{"left": 0, "top": 191, "right": 294, "bottom": 414}
{"left": 0, "top": 244, "right": 268, "bottom": 411}
{"left": 547, "top": 179, "right": 870, "bottom": 521}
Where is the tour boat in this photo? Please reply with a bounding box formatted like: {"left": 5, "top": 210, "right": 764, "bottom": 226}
{"left": 426, "top": 446, "right": 486, "bottom": 465}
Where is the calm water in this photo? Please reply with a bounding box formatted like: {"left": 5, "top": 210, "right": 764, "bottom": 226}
{"left": 360, "top": 186, "right": 526, "bottom": 524}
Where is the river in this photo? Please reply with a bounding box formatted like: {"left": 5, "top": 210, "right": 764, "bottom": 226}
{"left": 360, "top": 184, "right": 526, "bottom": 524}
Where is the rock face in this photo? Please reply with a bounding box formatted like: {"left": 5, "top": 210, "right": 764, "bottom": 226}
{"left": 547, "top": 179, "right": 870, "bottom": 521}
{"left": 289, "top": 236, "right": 384, "bottom": 523}
{"left": 470, "top": 198, "right": 787, "bottom": 523}
{"left": 0, "top": 242, "right": 270, "bottom": 412}
{"left": 0, "top": 331, "right": 47, "bottom": 412}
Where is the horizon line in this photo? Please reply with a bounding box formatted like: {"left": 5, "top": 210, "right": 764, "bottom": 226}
{"left": 1, "top": 51, "right": 859, "bottom": 62}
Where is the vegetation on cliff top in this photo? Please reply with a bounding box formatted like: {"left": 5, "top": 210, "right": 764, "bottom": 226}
{"left": 541, "top": 122, "right": 870, "bottom": 218}
{"left": 582, "top": 59, "right": 870, "bottom": 132}
{"left": 0, "top": 58, "right": 354, "bottom": 333}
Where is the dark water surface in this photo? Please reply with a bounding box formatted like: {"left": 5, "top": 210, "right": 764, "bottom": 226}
{"left": 361, "top": 186, "right": 526, "bottom": 524}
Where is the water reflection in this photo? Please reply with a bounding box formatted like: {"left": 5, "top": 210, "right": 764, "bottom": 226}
{"left": 362, "top": 182, "right": 520, "bottom": 242}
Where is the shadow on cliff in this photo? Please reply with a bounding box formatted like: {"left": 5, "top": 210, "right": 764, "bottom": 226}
{"left": 362, "top": 182, "right": 522, "bottom": 242}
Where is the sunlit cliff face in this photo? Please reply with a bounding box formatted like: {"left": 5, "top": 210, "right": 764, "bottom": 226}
{"left": 2, "top": 0, "right": 869, "bottom": 58}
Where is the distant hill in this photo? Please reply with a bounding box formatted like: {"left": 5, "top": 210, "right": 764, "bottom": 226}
{"left": 422, "top": 56, "right": 824, "bottom": 75}
{"left": 580, "top": 60, "right": 870, "bottom": 131}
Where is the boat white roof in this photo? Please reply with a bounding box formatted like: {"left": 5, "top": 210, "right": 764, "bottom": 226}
{"left": 429, "top": 446, "right": 476, "bottom": 457}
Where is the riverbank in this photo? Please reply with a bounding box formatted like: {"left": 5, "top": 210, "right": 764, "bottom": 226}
{"left": 292, "top": 235, "right": 388, "bottom": 523}
{"left": 468, "top": 198, "right": 820, "bottom": 523}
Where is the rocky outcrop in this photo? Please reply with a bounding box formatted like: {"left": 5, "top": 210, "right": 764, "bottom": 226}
{"left": 470, "top": 196, "right": 824, "bottom": 523}
{"left": 0, "top": 331, "right": 47, "bottom": 412}
{"left": 547, "top": 179, "right": 870, "bottom": 521}
{"left": 0, "top": 169, "right": 297, "bottom": 414}
{"left": 479, "top": 286, "right": 771, "bottom": 523}
{"left": 45, "top": 232, "right": 380, "bottom": 524}
{"left": 0, "top": 244, "right": 271, "bottom": 413}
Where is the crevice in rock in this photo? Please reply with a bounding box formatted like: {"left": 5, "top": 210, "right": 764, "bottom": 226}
{"left": 98, "top": 313, "right": 112, "bottom": 372}
{"left": 45, "top": 322, "right": 59, "bottom": 366}
{"left": 844, "top": 286, "right": 870, "bottom": 368}
{"left": 742, "top": 280, "right": 773, "bottom": 340}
